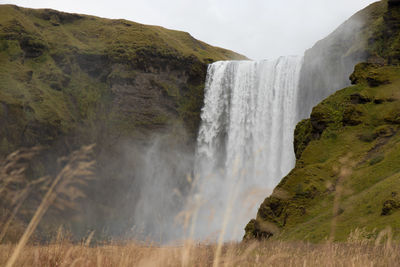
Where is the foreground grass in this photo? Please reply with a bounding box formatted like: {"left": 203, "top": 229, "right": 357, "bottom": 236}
{"left": 1, "top": 240, "right": 400, "bottom": 267}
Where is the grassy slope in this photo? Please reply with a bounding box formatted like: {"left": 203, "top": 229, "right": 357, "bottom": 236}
{"left": 245, "top": 0, "right": 400, "bottom": 242}
{"left": 0, "top": 4, "right": 246, "bottom": 154}
{"left": 279, "top": 65, "right": 400, "bottom": 242}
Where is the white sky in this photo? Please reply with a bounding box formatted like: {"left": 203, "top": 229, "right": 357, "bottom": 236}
{"left": 1, "top": 0, "right": 378, "bottom": 59}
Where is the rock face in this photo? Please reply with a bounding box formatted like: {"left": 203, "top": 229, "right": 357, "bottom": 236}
{"left": 245, "top": 0, "right": 400, "bottom": 242}
{"left": 0, "top": 5, "right": 246, "bottom": 240}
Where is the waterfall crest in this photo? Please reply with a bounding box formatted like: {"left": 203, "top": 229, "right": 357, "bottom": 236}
{"left": 192, "top": 56, "right": 303, "bottom": 240}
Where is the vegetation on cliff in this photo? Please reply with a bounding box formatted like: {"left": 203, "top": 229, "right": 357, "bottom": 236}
{"left": 245, "top": 0, "right": 400, "bottom": 242}
{"left": 0, "top": 4, "right": 246, "bottom": 241}
{"left": 0, "top": 4, "right": 245, "bottom": 155}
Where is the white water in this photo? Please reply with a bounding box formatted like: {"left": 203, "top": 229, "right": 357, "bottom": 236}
{"left": 191, "top": 56, "right": 303, "bottom": 240}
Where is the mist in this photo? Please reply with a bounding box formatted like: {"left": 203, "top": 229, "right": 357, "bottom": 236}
{"left": 130, "top": 133, "right": 193, "bottom": 242}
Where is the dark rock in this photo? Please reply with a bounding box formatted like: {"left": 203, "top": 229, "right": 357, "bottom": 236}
{"left": 76, "top": 53, "right": 110, "bottom": 79}
{"left": 350, "top": 93, "right": 371, "bottom": 104}
{"left": 343, "top": 106, "right": 363, "bottom": 126}
{"left": 51, "top": 53, "right": 72, "bottom": 75}
{"left": 294, "top": 119, "right": 313, "bottom": 159}
{"left": 310, "top": 110, "right": 331, "bottom": 135}
{"left": 381, "top": 199, "right": 400, "bottom": 215}
{"left": 244, "top": 219, "right": 274, "bottom": 240}
{"left": 19, "top": 36, "right": 47, "bottom": 58}
{"left": 366, "top": 76, "right": 390, "bottom": 87}
{"left": 33, "top": 9, "right": 83, "bottom": 24}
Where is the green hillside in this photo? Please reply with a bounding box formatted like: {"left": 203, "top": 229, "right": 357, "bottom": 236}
{"left": 245, "top": 0, "right": 400, "bottom": 242}
{"left": 0, "top": 4, "right": 246, "bottom": 155}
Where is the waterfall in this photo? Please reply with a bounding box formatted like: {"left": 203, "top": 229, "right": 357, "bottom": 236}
{"left": 191, "top": 56, "right": 303, "bottom": 240}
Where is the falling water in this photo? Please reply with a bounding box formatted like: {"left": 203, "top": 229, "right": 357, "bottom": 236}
{"left": 191, "top": 56, "right": 303, "bottom": 240}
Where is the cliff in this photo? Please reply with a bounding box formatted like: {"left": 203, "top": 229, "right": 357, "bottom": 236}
{"left": 0, "top": 4, "right": 245, "bottom": 155}
{"left": 0, "top": 5, "right": 246, "bottom": 241}
{"left": 245, "top": 0, "right": 400, "bottom": 242}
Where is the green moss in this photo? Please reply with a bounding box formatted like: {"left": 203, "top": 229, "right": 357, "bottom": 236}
{"left": 294, "top": 119, "right": 313, "bottom": 159}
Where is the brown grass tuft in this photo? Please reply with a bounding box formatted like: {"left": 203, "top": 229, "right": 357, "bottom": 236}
{"left": 1, "top": 145, "right": 95, "bottom": 267}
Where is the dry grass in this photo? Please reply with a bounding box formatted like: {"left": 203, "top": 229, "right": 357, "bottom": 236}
{"left": 1, "top": 239, "right": 400, "bottom": 267}
{"left": 1, "top": 148, "right": 400, "bottom": 266}
{"left": 0, "top": 145, "right": 95, "bottom": 267}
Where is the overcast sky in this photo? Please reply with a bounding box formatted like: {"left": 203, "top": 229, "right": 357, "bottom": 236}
{"left": 1, "top": 0, "right": 378, "bottom": 59}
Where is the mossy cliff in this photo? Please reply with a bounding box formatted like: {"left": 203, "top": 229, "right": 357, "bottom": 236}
{"left": 245, "top": 0, "right": 400, "bottom": 242}
{"left": 0, "top": 5, "right": 246, "bottom": 240}
{"left": 0, "top": 4, "right": 245, "bottom": 156}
